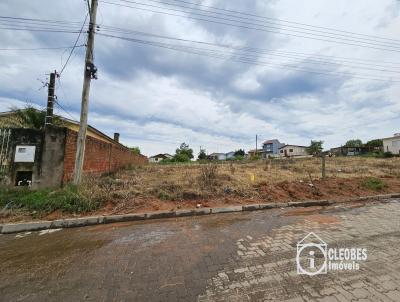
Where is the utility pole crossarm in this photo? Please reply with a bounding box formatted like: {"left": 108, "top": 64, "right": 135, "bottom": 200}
{"left": 73, "top": 0, "right": 98, "bottom": 185}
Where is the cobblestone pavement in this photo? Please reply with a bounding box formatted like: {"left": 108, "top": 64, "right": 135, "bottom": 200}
{"left": 0, "top": 200, "right": 399, "bottom": 302}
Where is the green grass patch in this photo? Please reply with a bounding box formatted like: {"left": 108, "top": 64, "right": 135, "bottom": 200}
{"left": 0, "top": 185, "right": 102, "bottom": 214}
{"left": 360, "top": 177, "right": 387, "bottom": 191}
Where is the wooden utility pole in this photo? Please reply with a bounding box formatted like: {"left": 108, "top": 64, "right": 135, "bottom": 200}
{"left": 45, "top": 71, "right": 56, "bottom": 127}
{"left": 73, "top": 0, "right": 98, "bottom": 185}
{"left": 255, "top": 134, "right": 258, "bottom": 155}
{"left": 321, "top": 154, "right": 326, "bottom": 179}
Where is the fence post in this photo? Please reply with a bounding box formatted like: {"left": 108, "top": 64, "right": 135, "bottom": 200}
{"left": 321, "top": 154, "right": 326, "bottom": 179}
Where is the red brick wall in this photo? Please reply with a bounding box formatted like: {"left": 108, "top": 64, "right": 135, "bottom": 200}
{"left": 63, "top": 129, "right": 148, "bottom": 183}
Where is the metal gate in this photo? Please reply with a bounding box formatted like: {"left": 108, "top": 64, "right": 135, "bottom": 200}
{"left": 0, "top": 129, "right": 11, "bottom": 174}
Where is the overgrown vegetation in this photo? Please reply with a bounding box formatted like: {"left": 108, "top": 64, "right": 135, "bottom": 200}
{"left": 360, "top": 177, "right": 387, "bottom": 191}
{"left": 1, "top": 157, "right": 399, "bottom": 220}
{"left": 0, "top": 179, "right": 107, "bottom": 216}
{"left": 0, "top": 105, "right": 63, "bottom": 129}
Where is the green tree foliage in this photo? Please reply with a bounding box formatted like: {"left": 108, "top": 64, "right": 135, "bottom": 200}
{"left": 129, "top": 147, "right": 141, "bottom": 155}
{"left": 234, "top": 149, "right": 245, "bottom": 157}
{"left": 173, "top": 143, "right": 194, "bottom": 162}
{"left": 365, "top": 139, "right": 383, "bottom": 148}
{"left": 306, "top": 140, "right": 323, "bottom": 156}
{"left": 1, "top": 105, "right": 62, "bottom": 129}
{"left": 345, "top": 139, "right": 363, "bottom": 147}
{"left": 198, "top": 148, "right": 207, "bottom": 160}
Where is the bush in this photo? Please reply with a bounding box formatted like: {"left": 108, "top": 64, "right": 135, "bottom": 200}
{"left": 361, "top": 177, "right": 387, "bottom": 191}
{"left": 0, "top": 185, "right": 102, "bottom": 214}
{"left": 198, "top": 164, "right": 218, "bottom": 188}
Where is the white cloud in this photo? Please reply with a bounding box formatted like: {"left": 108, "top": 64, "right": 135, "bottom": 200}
{"left": 0, "top": 0, "right": 399, "bottom": 156}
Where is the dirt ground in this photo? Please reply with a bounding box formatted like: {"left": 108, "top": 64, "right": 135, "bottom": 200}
{"left": 1, "top": 157, "right": 400, "bottom": 223}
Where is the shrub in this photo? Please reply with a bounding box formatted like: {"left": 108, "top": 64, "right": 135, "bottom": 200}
{"left": 0, "top": 185, "right": 103, "bottom": 215}
{"left": 198, "top": 164, "right": 218, "bottom": 188}
{"left": 361, "top": 177, "right": 387, "bottom": 191}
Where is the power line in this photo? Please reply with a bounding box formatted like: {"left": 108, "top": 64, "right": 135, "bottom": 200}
{"left": 98, "top": 26, "right": 400, "bottom": 69}
{"left": 99, "top": 0, "right": 400, "bottom": 52}
{"left": 147, "top": 0, "right": 400, "bottom": 44}
{"left": 0, "top": 27, "right": 81, "bottom": 33}
{"left": 119, "top": 0, "right": 400, "bottom": 47}
{"left": 97, "top": 32, "right": 400, "bottom": 82}
{"left": 0, "top": 45, "right": 85, "bottom": 51}
{"left": 59, "top": 13, "right": 89, "bottom": 75}
{"left": 55, "top": 78, "right": 80, "bottom": 122}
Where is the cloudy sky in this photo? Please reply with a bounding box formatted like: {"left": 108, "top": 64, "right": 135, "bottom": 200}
{"left": 1, "top": 0, "right": 399, "bottom": 156}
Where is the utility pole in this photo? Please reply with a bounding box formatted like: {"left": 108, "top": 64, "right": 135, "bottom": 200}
{"left": 73, "top": 0, "right": 98, "bottom": 185}
{"left": 255, "top": 134, "right": 258, "bottom": 155}
{"left": 44, "top": 71, "right": 56, "bottom": 127}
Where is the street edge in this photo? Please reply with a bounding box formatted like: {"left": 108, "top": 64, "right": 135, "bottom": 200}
{"left": 1, "top": 193, "right": 399, "bottom": 234}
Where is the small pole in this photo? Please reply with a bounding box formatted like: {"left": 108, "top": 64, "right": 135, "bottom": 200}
{"left": 45, "top": 71, "right": 56, "bottom": 127}
{"left": 321, "top": 154, "right": 326, "bottom": 179}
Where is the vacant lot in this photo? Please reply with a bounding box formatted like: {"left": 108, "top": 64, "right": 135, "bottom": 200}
{"left": 1, "top": 156, "right": 400, "bottom": 222}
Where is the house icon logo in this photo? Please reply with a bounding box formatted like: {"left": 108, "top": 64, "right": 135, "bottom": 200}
{"left": 296, "top": 232, "right": 327, "bottom": 276}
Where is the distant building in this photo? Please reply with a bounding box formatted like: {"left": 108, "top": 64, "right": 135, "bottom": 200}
{"left": 247, "top": 149, "right": 264, "bottom": 158}
{"left": 383, "top": 134, "right": 400, "bottom": 155}
{"left": 330, "top": 146, "right": 368, "bottom": 156}
{"left": 149, "top": 153, "right": 173, "bottom": 163}
{"left": 279, "top": 145, "right": 309, "bottom": 157}
{"left": 225, "top": 151, "right": 236, "bottom": 160}
{"left": 261, "top": 139, "right": 285, "bottom": 158}
{"left": 208, "top": 153, "right": 227, "bottom": 161}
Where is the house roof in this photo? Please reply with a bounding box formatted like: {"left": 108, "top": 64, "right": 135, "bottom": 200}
{"left": 382, "top": 134, "right": 400, "bottom": 141}
{"left": 247, "top": 149, "right": 264, "bottom": 153}
{"left": 208, "top": 152, "right": 226, "bottom": 156}
{"left": 149, "top": 153, "right": 171, "bottom": 159}
{"left": 262, "top": 139, "right": 280, "bottom": 144}
{"left": 279, "top": 144, "right": 308, "bottom": 149}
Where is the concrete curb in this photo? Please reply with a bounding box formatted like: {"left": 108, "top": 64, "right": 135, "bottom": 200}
{"left": 1, "top": 193, "right": 399, "bottom": 234}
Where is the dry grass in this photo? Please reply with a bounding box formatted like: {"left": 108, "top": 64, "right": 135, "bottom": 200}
{"left": 85, "top": 156, "right": 400, "bottom": 203}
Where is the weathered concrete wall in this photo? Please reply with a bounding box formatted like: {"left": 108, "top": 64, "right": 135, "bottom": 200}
{"left": 7, "top": 128, "right": 44, "bottom": 188}
{"left": 40, "top": 126, "right": 67, "bottom": 188}
{"left": 3, "top": 126, "right": 147, "bottom": 188}
{"left": 2, "top": 126, "right": 66, "bottom": 189}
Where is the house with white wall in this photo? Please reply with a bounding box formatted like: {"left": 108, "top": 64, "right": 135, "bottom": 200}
{"left": 383, "top": 134, "right": 400, "bottom": 155}
{"left": 279, "top": 145, "right": 309, "bottom": 157}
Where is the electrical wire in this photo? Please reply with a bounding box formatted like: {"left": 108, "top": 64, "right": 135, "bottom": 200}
{"left": 97, "top": 26, "right": 400, "bottom": 70}
{"left": 0, "top": 45, "right": 85, "bottom": 51}
{"left": 59, "top": 13, "right": 89, "bottom": 75}
{"left": 119, "top": 0, "right": 400, "bottom": 47}
{"left": 97, "top": 32, "right": 400, "bottom": 82}
{"left": 151, "top": 0, "right": 400, "bottom": 45}
{"left": 99, "top": 0, "right": 400, "bottom": 53}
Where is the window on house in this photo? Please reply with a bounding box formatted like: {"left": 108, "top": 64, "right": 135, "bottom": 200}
{"left": 289, "top": 149, "right": 293, "bottom": 152}
{"left": 280, "top": 150, "right": 283, "bottom": 153}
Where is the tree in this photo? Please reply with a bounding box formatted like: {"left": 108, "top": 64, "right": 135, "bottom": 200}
{"left": 173, "top": 142, "right": 194, "bottom": 162}
{"left": 306, "top": 140, "right": 323, "bottom": 156}
{"left": 345, "top": 139, "right": 363, "bottom": 147}
{"left": 234, "top": 149, "right": 245, "bottom": 157}
{"left": 365, "top": 139, "right": 383, "bottom": 148}
{"left": 198, "top": 148, "right": 207, "bottom": 160}
{"left": 0, "top": 105, "right": 63, "bottom": 129}
{"left": 129, "top": 147, "right": 141, "bottom": 155}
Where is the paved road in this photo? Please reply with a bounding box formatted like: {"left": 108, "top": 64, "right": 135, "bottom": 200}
{"left": 0, "top": 200, "right": 399, "bottom": 302}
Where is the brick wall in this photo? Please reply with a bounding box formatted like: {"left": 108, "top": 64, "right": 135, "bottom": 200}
{"left": 63, "top": 129, "right": 147, "bottom": 183}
